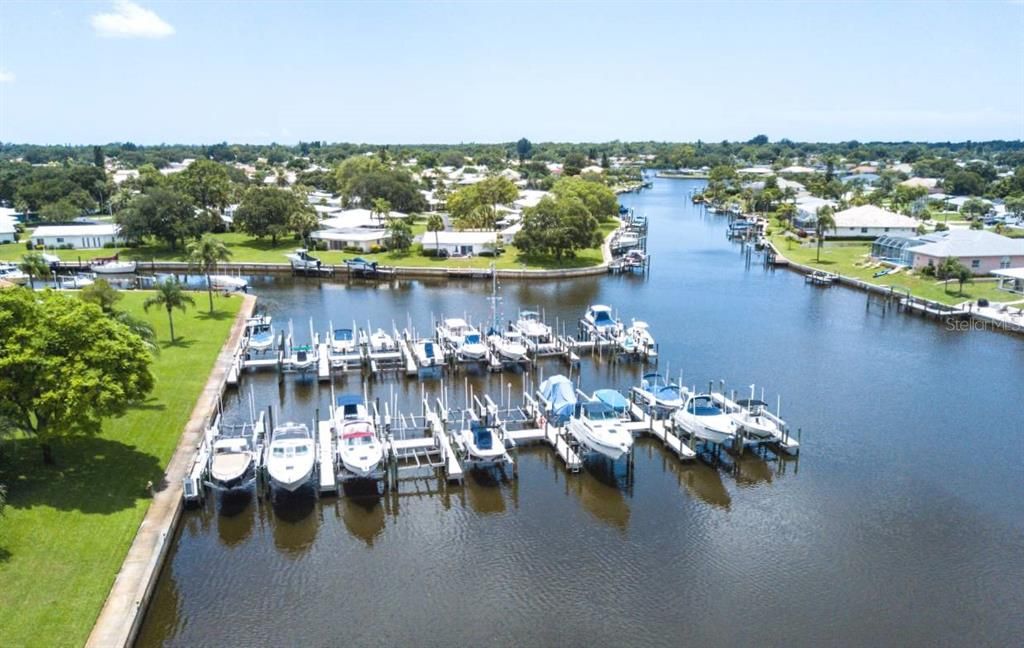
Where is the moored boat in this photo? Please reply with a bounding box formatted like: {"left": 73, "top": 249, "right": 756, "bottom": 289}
{"left": 568, "top": 398, "right": 634, "bottom": 461}
{"left": 673, "top": 393, "right": 737, "bottom": 445}
{"left": 334, "top": 395, "right": 384, "bottom": 478}
{"left": 635, "top": 373, "right": 684, "bottom": 412}
{"left": 266, "top": 422, "right": 315, "bottom": 492}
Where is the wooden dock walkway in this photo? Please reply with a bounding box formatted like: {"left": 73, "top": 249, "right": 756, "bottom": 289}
{"left": 626, "top": 403, "right": 696, "bottom": 460}
{"left": 317, "top": 420, "right": 337, "bottom": 493}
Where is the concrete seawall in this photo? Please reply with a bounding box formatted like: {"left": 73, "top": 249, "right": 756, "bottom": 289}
{"left": 85, "top": 294, "right": 257, "bottom": 648}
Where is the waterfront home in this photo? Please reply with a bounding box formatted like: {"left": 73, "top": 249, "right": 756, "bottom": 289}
{"left": 30, "top": 223, "right": 120, "bottom": 249}
{"left": 420, "top": 230, "right": 500, "bottom": 257}
{"left": 872, "top": 229, "right": 1024, "bottom": 275}
{"left": 907, "top": 229, "right": 1024, "bottom": 275}
{"left": 827, "top": 205, "right": 917, "bottom": 239}
{"left": 792, "top": 196, "right": 837, "bottom": 229}
{"left": 0, "top": 210, "right": 17, "bottom": 243}
{"left": 320, "top": 208, "right": 409, "bottom": 230}
{"left": 311, "top": 228, "right": 389, "bottom": 253}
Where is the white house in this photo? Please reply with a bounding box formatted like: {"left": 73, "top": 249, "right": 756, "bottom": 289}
{"left": 421, "top": 231, "right": 500, "bottom": 257}
{"left": 0, "top": 219, "right": 16, "bottom": 244}
{"left": 828, "top": 205, "right": 918, "bottom": 239}
{"left": 311, "top": 228, "right": 388, "bottom": 253}
{"left": 793, "top": 196, "right": 837, "bottom": 228}
{"left": 31, "top": 223, "right": 120, "bottom": 249}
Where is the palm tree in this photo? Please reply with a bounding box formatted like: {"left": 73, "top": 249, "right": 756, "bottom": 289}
{"left": 426, "top": 213, "right": 444, "bottom": 256}
{"left": 776, "top": 202, "right": 796, "bottom": 227}
{"left": 186, "top": 234, "right": 232, "bottom": 313}
{"left": 144, "top": 278, "right": 195, "bottom": 343}
{"left": 814, "top": 206, "right": 836, "bottom": 262}
{"left": 371, "top": 197, "right": 392, "bottom": 224}
{"left": 18, "top": 252, "right": 50, "bottom": 290}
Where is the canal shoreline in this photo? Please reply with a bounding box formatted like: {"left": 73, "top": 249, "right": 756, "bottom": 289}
{"left": 85, "top": 293, "right": 257, "bottom": 648}
{"left": 767, "top": 241, "right": 1024, "bottom": 335}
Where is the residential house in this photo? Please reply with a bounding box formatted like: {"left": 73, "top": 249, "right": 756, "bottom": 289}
{"left": 792, "top": 196, "right": 837, "bottom": 229}
{"left": 420, "top": 231, "right": 500, "bottom": 257}
{"left": 30, "top": 223, "right": 120, "bottom": 249}
{"left": 906, "top": 229, "right": 1024, "bottom": 275}
{"left": 828, "top": 205, "right": 918, "bottom": 239}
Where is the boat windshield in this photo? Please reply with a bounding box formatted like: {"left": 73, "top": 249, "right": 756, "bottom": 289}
{"left": 691, "top": 397, "right": 721, "bottom": 416}
{"left": 333, "top": 329, "right": 353, "bottom": 341}
{"left": 520, "top": 311, "right": 540, "bottom": 321}
{"left": 592, "top": 310, "right": 613, "bottom": 325}
{"left": 345, "top": 434, "right": 375, "bottom": 446}
{"left": 464, "top": 334, "right": 481, "bottom": 345}
{"left": 583, "top": 402, "right": 617, "bottom": 420}
{"left": 271, "top": 444, "right": 309, "bottom": 458}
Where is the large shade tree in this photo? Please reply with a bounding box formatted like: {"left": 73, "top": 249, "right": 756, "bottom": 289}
{"left": 0, "top": 289, "right": 154, "bottom": 464}
{"left": 234, "top": 186, "right": 300, "bottom": 244}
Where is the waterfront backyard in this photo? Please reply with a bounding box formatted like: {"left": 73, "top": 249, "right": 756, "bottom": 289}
{"left": 0, "top": 220, "right": 617, "bottom": 271}
{"left": 0, "top": 292, "right": 242, "bottom": 648}
{"left": 768, "top": 229, "right": 1017, "bottom": 306}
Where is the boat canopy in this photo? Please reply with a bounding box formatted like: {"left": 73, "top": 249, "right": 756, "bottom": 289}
{"left": 581, "top": 401, "right": 617, "bottom": 420}
{"left": 735, "top": 399, "right": 768, "bottom": 408}
{"left": 689, "top": 396, "right": 721, "bottom": 416}
{"left": 539, "top": 375, "right": 577, "bottom": 424}
{"left": 593, "top": 389, "right": 628, "bottom": 413}
{"left": 333, "top": 328, "right": 353, "bottom": 340}
{"left": 519, "top": 310, "right": 540, "bottom": 320}
{"left": 342, "top": 422, "right": 374, "bottom": 439}
{"left": 471, "top": 422, "right": 493, "bottom": 450}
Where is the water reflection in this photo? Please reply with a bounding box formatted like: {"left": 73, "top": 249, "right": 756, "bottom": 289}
{"left": 269, "top": 488, "right": 319, "bottom": 557}
{"left": 215, "top": 489, "right": 255, "bottom": 547}
{"left": 654, "top": 443, "right": 731, "bottom": 509}
{"left": 337, "top": 488, "right": 386, "bottom": 547}
{"left": 567, "top": 460, "right": 632, "bottom": 531}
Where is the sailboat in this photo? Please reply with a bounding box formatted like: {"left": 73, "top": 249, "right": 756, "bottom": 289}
{"left": 334, "top": 396, "right": 384, "bottom": 478}
{"left": 266, "top": 422, "right": 315, "bottom": 492}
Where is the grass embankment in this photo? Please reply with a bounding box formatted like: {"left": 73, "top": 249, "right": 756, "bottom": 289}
{"left": 768, "top": 227, "right": 1013, "bottom": 306}
{"left": 0, "top": 292, "right": 242, "bottom": 648}
{"left": 0, "top": 220, "right": 618, "bottom": 271}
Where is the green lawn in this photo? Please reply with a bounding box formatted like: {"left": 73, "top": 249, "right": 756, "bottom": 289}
{"left": 0, "top": 291, "right": 243, "bottom": 648}
{"left": 770, "top": 232, "right": 1014, "bottom": 306}
{"left": 1, "top": 220, "right": 616, "bottom": 271}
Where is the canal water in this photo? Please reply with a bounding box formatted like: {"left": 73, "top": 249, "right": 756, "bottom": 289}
{"left": 137, "top": 178, "right": 1024, "bottom": 647}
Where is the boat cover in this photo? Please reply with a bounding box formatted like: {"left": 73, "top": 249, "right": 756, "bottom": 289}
{"left": 539, "top": 375, "right": 577, "bottom": 424}
{"left": 593, "top": 389, "right": 628, "bottom": 413}
{"left": 472, "top": 422, "right": 493, "bottom": 450}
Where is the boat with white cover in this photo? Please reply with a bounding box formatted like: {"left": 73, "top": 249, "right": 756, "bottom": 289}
{"left": 207, "top": 431, "right": 257, "bottom": 490}
{"left": 91, "top": 259, "right": 137, "bottom": 274}
{"left": 266, "top": 422, "right": 315, "bottom": 492}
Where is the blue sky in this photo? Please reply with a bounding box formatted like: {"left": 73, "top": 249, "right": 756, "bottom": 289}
{"left": 0, "top": 1, "right": 1022, "bottom": 145}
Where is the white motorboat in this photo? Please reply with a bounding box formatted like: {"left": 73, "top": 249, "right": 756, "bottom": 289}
{"left": 413, "top": 338, "right": 443, "bottom": 367}
{"left": 209, "top": 274, "right": 248, "bottom": 292}
{"left": 244, "top": 316, "right": 275, "bottom": 351}
{"left": 368, "top": 328, "right": 398, "bottom": 353}
{"left": 624, "top": 320, "right": 656, "bottom": 355}
{"left": 0, "top": 264, "right": 29, "bottom": 285}
{"left": 266, "top": 422, "right": 315, "bottom": 492}
{"left": 488, "top": 329, "right": 528, "bottom": 363}
{"left": 568, "top": 399, "right": 634, "bottom": 461}
{"left": 673, "top": 393, "right": 737, "bottom": 445}
{"left": 290, "top": 345, "right": 315, "bottom": 371}
{"left": 635, "top": 373, "right": 684, "bottom": 411}
{"left": 57, "top": 274, "right": 95, "bottom": 289}
{"left": 583, "top": 304, "right": 620, "bottom": 336}
{"left": 731, "top": 398, "right": 782, "bottom": 440}
{"left": 331, "top": 328, "right": 357, "bottom": 355}
{"left": 90, "top": 259, "right": 137, "bottom": 274}
{"left": 514, "top": 310, "right": 553, "bottom": 343}
{"left": 208, "top": 435, "right": 256, "bottom": 490}
{"left": 438, "top": 318, "right": 486, "bottom": 361}
{"left": 334, "top": 396, "right": 384, "bottom": 478}
{"left": 461, "top": 420, "right": 507, "bottom": 461}
{"left": 285, "top": 248, "right": 321, "bottom": 271}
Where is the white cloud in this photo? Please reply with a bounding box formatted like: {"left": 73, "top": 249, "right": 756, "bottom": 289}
{"left": 0, "top": 68, "right": 14, "bottom": 83}
{"left": 91, "top": 1, "right": 174, "bottom": 39}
